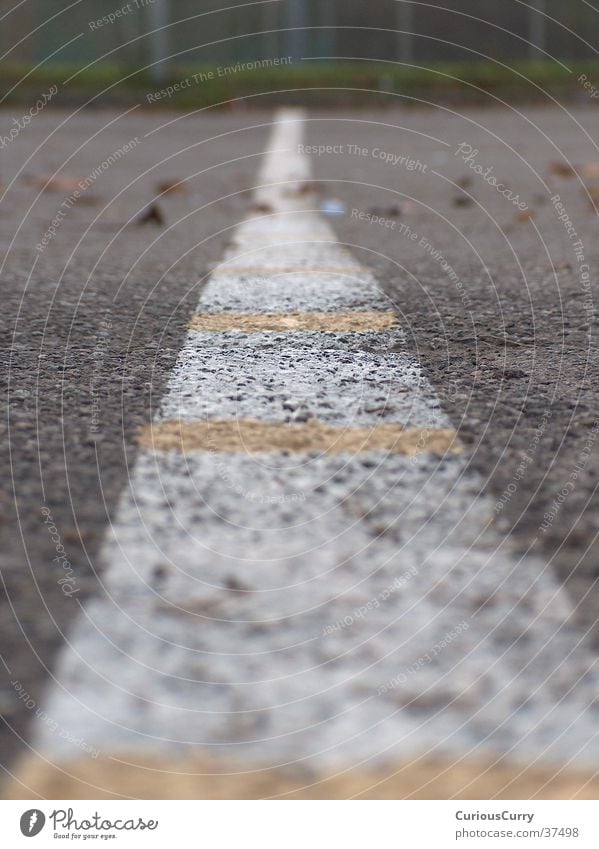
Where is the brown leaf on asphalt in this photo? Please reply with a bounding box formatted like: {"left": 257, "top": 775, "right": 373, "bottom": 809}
{"left": 225, "top": 575, "right": 253, "bottom": 593}
{"left": 24, "top": 173, "right": 84, "bottom": 192}
{"left": 516, "top": 210, "right": 536, "bottom": 221}
{"left": 578, "top": 163, "right": 599, "bottom": 209}
{"left": 452, "top": 195, "right": 473, "bottom": 207}
{"left": 62, "top": 529, "right": 93, "bottom": 543}
{"left": 585, "top": 183, "right": 599, "bottom": 209}
{"left": 367, "top": 204, "right": 401, "bottom": 217}
{"left": 156, "top": 178, "right": 188, "bottom": 196}
{"left": 548, "top": 161, "right": 577, "bottom": 178}
{"left": 250, "top": 201, "right": 274, "bottom": 213}
{"left": 137, "top": 203, "right": 165, "bottom": 226}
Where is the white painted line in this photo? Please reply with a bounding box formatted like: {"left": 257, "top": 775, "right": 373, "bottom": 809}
{"left": 22, "top": 109, "right": 599, "bottom": 786}
{"left": 198, "top": 272, "right": 382, "bottom": 314}
{"left": 158, "top": 345, "right": 447, "bottom": 427}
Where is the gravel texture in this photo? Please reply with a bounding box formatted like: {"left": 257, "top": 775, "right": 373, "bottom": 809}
{"left": 0, "top": 108, "right": 270, "bottom": 770}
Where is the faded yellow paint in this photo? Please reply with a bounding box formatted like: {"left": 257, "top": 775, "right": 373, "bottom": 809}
{"left": 138, "top": 420, "right": 461, "bottom": 456}
{"left": 189, "top": 311, "right": 398, "bottom": 333}
{"left": 210, "top": 267, "right": 365, "bottom": 276}
{"left": 5, "top": 753, "right": 597, "bottom": 800}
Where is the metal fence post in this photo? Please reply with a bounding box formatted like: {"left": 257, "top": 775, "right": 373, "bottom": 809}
{"left": 148, "top": 0, "right": 169, "bottom": 83}
{"left": 529, "top": 0, "right": 546, "bottom": 59}
{"left": 286, "top": 0, "right": 308, "bottom": 60}
{"left": 262, "top": 0, "right": 280, "bottom": 58}
{"left": 396, "top": 0, "right": 414, "bottom": 63}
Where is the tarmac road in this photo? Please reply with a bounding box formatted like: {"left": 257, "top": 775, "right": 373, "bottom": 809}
{"left": 0, "top": 108, "right": 271, "bottom": 770}
{"left": 0, "top": 103, "right": 598, "bottom": 798}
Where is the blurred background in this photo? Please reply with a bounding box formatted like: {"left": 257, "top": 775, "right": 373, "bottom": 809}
{"left": 1, "top": 0, "right": 599, "bottom": 105}
{"left": 2, "top": 0, "right": 598, "bottom": 64}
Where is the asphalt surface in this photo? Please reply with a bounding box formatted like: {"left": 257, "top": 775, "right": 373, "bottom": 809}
{"left": 1, "top": 103, "right": 598, "bottom": 793}
{"left": 0, "top": 108, "right": 270, "bottom": 770}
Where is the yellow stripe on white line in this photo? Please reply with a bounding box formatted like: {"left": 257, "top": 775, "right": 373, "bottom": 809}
{"left": 137, "top": 420, "right": 461, "bottom": 456}
{"left": 7, "top": 753, "right": 599, "bottom": 800}
{"left": 189, "top": 311, "right": 398, "bottom": 333}
{"left": 209, "top": 267, "right": 369, "bottom": 275}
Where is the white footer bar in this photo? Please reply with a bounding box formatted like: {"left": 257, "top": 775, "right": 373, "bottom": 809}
{"left": 1, "top": 800, "right": 597, "bottom": 847}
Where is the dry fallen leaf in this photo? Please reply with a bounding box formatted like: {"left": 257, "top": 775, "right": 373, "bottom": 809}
{"left": 137, "top": 203, "right": 165, "bottom": 226}
{"left": 24, "top": 174, "right": 84, "bottom": 192}
{"left": 452, "top": 195, "right": 473, "bottom": 208}
{"left": 367, "top": 205, "right": 402, "bottom": 217}
{"left": 156, "top": 179, "right": 188, "bottom": 196}
{"left": 516, "top": 210, "right": 536, "bottom": 221}
{"left": 585, "top": 184, "right": 599, "bottom": 210}
{"left": 548, "top": 161, "right": 577, "bottom": 178}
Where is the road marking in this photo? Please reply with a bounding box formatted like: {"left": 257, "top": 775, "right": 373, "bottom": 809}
{"left": 189, "top": 311, "right": 398, "bottom": 333}
{"left": 138, "top": 420, "right": 460, "bottom": 455}
{"left": 8, "top": 108, "right": 599, "bottom": 799}
{"left": 210, "top": 267, "right": 370, "bottom": 275}
{"left": 7, "top": 754, "right": 599, "bottom": 800}
{"left": 154, "top": 343, "right": 447, "bottom": 427}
